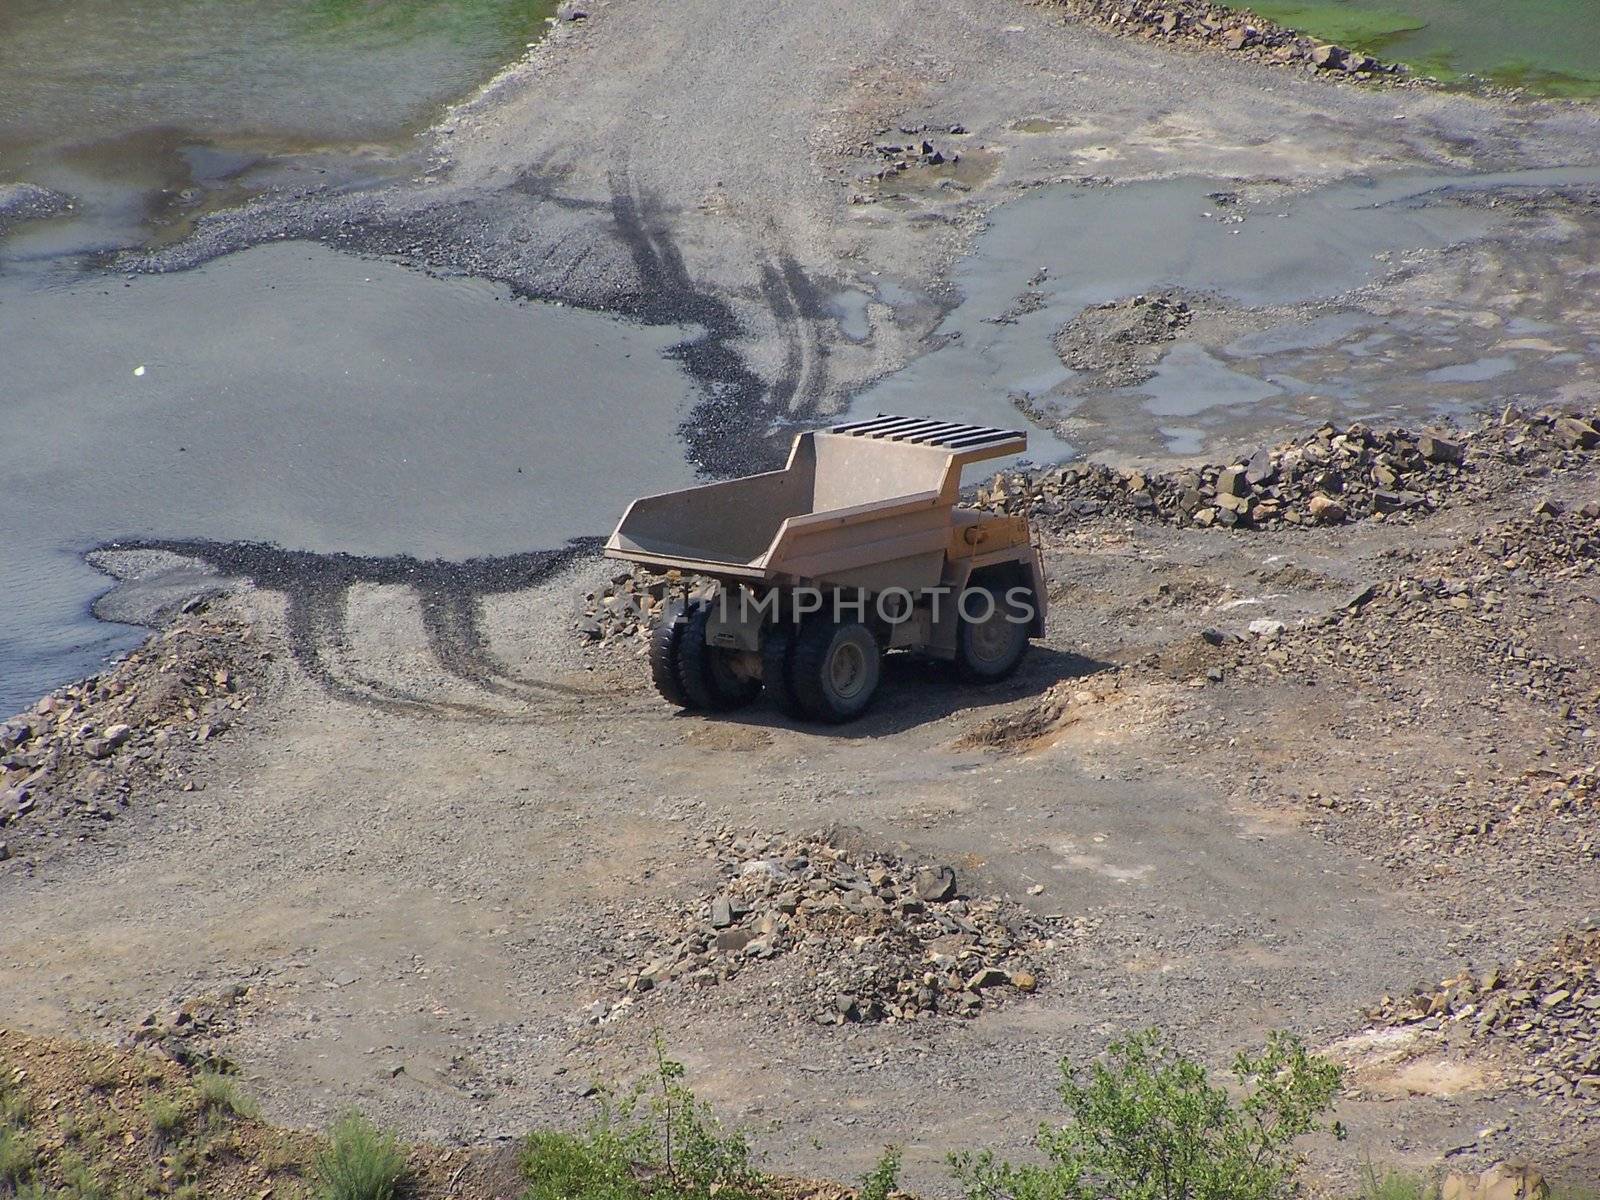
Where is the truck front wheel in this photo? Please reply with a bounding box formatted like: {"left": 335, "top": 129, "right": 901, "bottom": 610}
{"left": 954, "top": 585, "right": 1031, "bottom": 682}
{"left": 792, "top": 619, "right": 881, "bottom": 723}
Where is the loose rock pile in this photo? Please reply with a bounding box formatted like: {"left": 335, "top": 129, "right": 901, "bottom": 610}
{"left": 1053, "top": 293, "right": 1195, "bottom": 388}
{"left": 575, "top": 569, "right": 710, "bottom": 648}
{"left": 1368, "top": 925, "right": 1600, "bottom": 1105}
{"left": 977, "top": 410, "right": 1600, "bottom": 533}
{"left": 603, "top": 829, "right": 1080, "bottom": 1026}
{"left": 123, "top": 983, "right": 254, "bottom": 1068}
{"left": 0, "top": 605, "right": 265, "bottom": 860}
{"left": 1041, "top": 0, "right": 1402, "bottom": 77}
{"left": 868, "top": 134, "right": 963, "bottom": 183}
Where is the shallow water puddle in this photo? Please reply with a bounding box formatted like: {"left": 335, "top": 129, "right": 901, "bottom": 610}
{"left": 843, "top": 166, "right": 1600, "bottom": 462}
{"left": 0, "top": 242, "right": 700, "bottom": 715}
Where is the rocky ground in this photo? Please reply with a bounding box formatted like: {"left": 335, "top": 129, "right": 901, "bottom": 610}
{"left": 586, "top": 826, "right": 1080, "bottom": 1028}
{"left": 4, "top": 410, "right": 1597, "bottom": 1194}
{"left": 5, "top": 0, "right": 1600, "bottom": 1193}
{"left": 0, "top": 601, "right": 273, "bottom": 867}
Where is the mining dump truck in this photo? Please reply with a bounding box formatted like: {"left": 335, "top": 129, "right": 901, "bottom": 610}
{"left": 604, "top": 416, "right": 1047, "bottom": 723}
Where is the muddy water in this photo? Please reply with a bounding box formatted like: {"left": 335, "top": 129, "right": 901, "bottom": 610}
{"left": 0, "top": 0, "right": 551, "bottom": 256}
{"left": 845, "top": 166, "right": 1600, "bottom": 461}
{"left": 0, "top": 243, "right": 700, "bottom": 717}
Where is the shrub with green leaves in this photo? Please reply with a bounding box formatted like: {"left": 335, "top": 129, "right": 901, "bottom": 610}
{"left": 950, "top": 1029, "right": 1344, "bottom": 1200}
{"left": 521, "top": 1034, "right": 766, "bottom": 1200}
{"left": 860, "top": 1146, "right": 902, "bottom": 1200}
{"left": 313, "top": 1113, "right": 407, "bottom": 1200}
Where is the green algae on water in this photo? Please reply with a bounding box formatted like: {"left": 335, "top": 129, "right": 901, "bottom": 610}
{"left": 1226, "top": 0, "right": 1600, "bottom": 98}
{"left": 1233, "top": 1, "right": 1426, "bottom": 50}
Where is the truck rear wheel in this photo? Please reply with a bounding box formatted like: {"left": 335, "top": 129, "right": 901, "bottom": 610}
{"left": 954, "top": 585, "right": 1031, "bottom": 682}
{"left": 760, "top": 623, "right": 808, "bottom": 718}
{"left": 678, "top": 601, "right": 762, "bottom": 711}
{"left": 792, "top": 619, "right": 881, "bottom": 723}
{"left": 649, "top": 602, "right": 692, "bottom": 707}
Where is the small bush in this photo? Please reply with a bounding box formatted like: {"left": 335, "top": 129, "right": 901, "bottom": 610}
{"left": 520, "top": 1035, "right": 766, "bottom": 1200}
{"left": 950, "top": 1029, "right": 1344, "bottom": 1200}
{"left": 313, "top": 1113, "right": 408, "bottom": 1200}
{"left": 0, "top": 1124, "right": 36, "bottom": 1190}
{"left": 521, "top": 1130, "right": 644, "bottom": 1200}
{"left": 196, "top": 1069, "right": 259, "bottom": 1124}
{"left": 141, "top": 1095, "right": 188, "bottom": 1147}
{"left": 860, "top": 1147, "right": 902, "bottom": 1200}
{"left": 1357, "top": 1162, "right": 1439, "bottom": 1200}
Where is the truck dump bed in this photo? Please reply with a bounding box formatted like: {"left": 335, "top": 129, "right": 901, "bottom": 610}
{"left": 605, "top": 417, "right": 1026, "bottom": 593}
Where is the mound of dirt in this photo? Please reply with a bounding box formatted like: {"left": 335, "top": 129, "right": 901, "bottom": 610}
{"left": 0, "top": 602, "right": 273, "bottom": 865}
{"left": 1365, "top": 925, "right": 1600, "bottom": 1106}
{"left": 1052, "top": 292, "right": 1196, "bottom": 388}
{"left": 598, "top": 828, "right": 1088, "bottom": 1026}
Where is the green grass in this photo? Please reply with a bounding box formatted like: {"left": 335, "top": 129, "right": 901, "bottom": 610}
{"left": 141, "top": 1094, "right": 188, "bottom": 1146}
{"left": 313, "top": 1113, "right": 408, "bottom": 1200}
{"left": 1356, "top": 1162, "right": 1440, "bottom": 1200}
{"left": 0, "top": 1124, "right": 37, "bottom": 1190}
{"left": 195, "top": 1069, "right": 259, "bottom": 1125}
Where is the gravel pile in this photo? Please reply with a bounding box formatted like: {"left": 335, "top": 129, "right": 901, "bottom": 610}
{"left": 1367, "top": 925, "right": 1600, "bottom": 1105}
{"left": 977, "top": 410, "right": 1600, "bottom": 533}
{"left": 575, "top": 569, "right": 708, "bottom": 649}
{"left": 123, "top": 983, "right": 255, "bottom": 1068}
{"left": 600, "top": 829, "right": 1081, "bottom": 1026}
{"left": 1053, "top": 293, "right": 1195, "bottom": 388}
{"left": 1041, "top": 0, "right": 1403, "bottom": 77}
{"left": 0, "top": 605, "right": 265, "bottom": 863}
{"left": 1239, "top": 507, "right": 1600, "bottom": 874}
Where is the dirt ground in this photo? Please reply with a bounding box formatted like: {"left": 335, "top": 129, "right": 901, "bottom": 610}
{"left": 7, "top": 0, "right": 1600, "bottom": 1193}
{"left": 5, "top": 427, "right": 1599, "bottom": 1193}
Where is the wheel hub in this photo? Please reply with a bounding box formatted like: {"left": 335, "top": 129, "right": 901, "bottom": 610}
{"left": 828, "top": 639, "right": 868, "bottom": 699}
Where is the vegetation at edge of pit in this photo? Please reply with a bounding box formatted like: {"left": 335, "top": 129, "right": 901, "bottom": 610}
{"left": 523, "top": 1028, "right": 1347, "bottom": 1200}
{"left": 0, "top": 1045, "right": 420, "bottom": 1200}
{"left": 949, "top": 1028, "right": 1345, "bottom": 1200}
{"left": 520, "top": 1032, "right": 766, "bottom": 1200}
{"left": 1222, "top": 1, "right": 1600, "bottom": 95}
{"left": 313, "top": 1113, "right": 409, "bottom": 1200}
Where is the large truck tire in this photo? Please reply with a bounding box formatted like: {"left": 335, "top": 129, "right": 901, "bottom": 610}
{"left": 760, "top": 623, "right": 808, "bottom": 719}
{"left": 954, "top": 584, "right": 1031, "bottom": 683}
{"left": 677, "top": 601, "right": 762, "bottom": 711}
{"left": 649, "top": 601, "right": 692, "bottom": 708}
{"left": 791, "top": 618, "right": 881, "bottom": 723}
